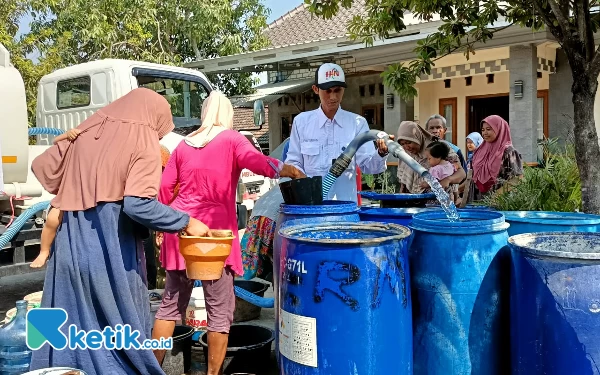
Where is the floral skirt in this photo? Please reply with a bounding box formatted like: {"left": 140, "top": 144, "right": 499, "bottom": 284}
{"left": 240, "top": 216, "right": 276, "bottom": 280}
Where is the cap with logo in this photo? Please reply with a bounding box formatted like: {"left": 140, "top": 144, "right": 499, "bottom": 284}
{"left": 315, "top": 63, "right": 347, "bottom": 90}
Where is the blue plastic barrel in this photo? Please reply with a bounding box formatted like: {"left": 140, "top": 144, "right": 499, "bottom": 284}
{"left": 273, "top": 201, "right": 360, "bottom": 362}
{"left": 502, "top": 211, "right": 600, "bottom": 236}
{"left": 509, "top": 232, "right": 600, "bottom": 374}
{"left": 409, "top": 210, "right": 511, "bottom": 374}
{"left": 358, "top": 207, "right": 434, "bottom": 226}
{"left": 278, "top": 222, "right": 412, "bottom": 374}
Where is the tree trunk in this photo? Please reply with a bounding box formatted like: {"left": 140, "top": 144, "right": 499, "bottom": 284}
{"left": 571, "top": 73, "right": 600, "bottom": 214}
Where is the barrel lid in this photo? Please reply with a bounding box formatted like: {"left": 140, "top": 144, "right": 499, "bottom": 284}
{"left": 509, "top": 232, "right": 600, "bottom": 260}
{"left": 410, "top": 209, "right": 509, "bottom": 234}
{"left": 279, "top": 221, "right": 411, "bottom": 245}
{"left": 22, "top": 368, "right": 88, "bottom": 375}
{"left": 501, "top": 211, "right": 600, "bottom": 225}
{"left": 279, "top": 200, "right": 359, "bottom": 215}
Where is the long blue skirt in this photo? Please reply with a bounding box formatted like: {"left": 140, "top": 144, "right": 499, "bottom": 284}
{"left": 29, "top": 202, "right": 165, "bottom": 375}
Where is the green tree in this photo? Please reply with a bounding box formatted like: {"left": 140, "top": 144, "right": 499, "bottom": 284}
{"left": 3, "top": 0, "right": 270, "bottom": 126}
{"left": 307, "top": 0, "right": 600, "bottom": 214}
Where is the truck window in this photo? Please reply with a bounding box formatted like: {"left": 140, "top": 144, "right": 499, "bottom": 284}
{"left": 136, "top": 76, "right": 209, "bottom": 128}
{"left": 57, "top": 76, "right": 91, "bottom": 109}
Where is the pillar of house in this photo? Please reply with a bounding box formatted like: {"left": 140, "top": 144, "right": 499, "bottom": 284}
{"left": 508, "top": 44, "right": 538, "bottom": 162}
{"left": 549, "top": 49, "right": 574, "bottom": 141}
{"left": 383, "top": 84, "right": 408, "bottom": 138}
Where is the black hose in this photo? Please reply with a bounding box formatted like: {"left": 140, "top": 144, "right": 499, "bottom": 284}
{"left": 329, "top": 130, "right": 386, "bottom": 177}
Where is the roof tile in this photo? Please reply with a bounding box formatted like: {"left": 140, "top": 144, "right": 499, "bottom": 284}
{"left": 233, "top": 107, "right": 270, "bottom": 144}
{"left": 264, "top": 1, "right": 367, "bottom": 48}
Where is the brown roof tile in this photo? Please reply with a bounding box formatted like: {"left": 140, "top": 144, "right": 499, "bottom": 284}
{"left": 264, "top": 1, "right": 367, "bottom": 48}
{"left": 233, "top": 107, "right": 269, "bottom": 144}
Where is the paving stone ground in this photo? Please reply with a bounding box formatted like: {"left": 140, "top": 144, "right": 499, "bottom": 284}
{"left": 0, "top": 271, "right": 279, "bottom": 375}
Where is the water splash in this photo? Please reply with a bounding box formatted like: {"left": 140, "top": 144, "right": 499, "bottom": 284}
{"left": 422, "top": 172, "right": 460, "bottom": 222}
{"left": 322, "top": 172, "right": 337, "bottom": 200}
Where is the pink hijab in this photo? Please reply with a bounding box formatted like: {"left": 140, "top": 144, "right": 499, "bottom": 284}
{"left": 32, "top": 88, "right": 174, "bottom": 211}
{"left": 471, "top": 115, "right": 513, "bottom": 193}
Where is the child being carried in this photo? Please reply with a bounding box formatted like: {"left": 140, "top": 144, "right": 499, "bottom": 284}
{"left": 31, "top": 128, "right": 81, "bottom": 268}
{"left": 420, "top": 141, "right": 456, "bottom": 200}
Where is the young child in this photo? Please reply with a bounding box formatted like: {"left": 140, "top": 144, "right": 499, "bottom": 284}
{"left": 31, "top": 128, "right": 81, "bottom": 268}
{"left": 420, "top": 141, "right": 457, "bottom": 199}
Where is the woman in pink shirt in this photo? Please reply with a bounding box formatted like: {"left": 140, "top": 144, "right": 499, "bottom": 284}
{"left": 152, "top": 91, "right": 303, "bottom": 374}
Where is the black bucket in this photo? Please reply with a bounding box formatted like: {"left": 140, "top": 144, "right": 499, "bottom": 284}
{"left": 233, "top": 280, "right": 270, "bottom": 322}
{"left": 200, "top": 324, "right": 275, "bottom": 374}
{"left": 279, "top": 176, "right": 323, "bottom": 205}
{"left": 161, "top": 325, "right": 194, "bottom": 375}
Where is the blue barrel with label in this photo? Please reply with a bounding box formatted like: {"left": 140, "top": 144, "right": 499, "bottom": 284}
{"left": 278, "top": 222, "right": 413, "bottom": 374}
{"left": 509, "top": 232, "right": 600, "bottom": 374}
{"left": 273, "top": 201, "right": 360, "bottom": 362}
{"left": 409, "top": 210, "right": 511, "bottom": 374}
{"left": 358, "top": 207, "right": 434, "bottom": 226}
{"left": 502, "top": 211, "right": 600, "bottom": 236}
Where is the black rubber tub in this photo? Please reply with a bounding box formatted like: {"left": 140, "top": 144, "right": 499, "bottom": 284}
{"left": 199, "top": 324, "right": 275, "bottom": 374}
{"left": 161, "top": 325, "right": 194, "bottom": 375}
{"left": 233, "top": 280, "right": 270, "bottom": 322}
{"left": 279, "top": 176, "right": 323, "bottom": 205}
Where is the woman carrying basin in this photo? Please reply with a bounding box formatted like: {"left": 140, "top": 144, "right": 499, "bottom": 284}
{"left": 152, "top": 91, "right": 303, "bottom": 375}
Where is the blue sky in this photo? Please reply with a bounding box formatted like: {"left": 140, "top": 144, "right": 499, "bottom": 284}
{"left": 267, "top": 0, "right": 302, "bottom": 22}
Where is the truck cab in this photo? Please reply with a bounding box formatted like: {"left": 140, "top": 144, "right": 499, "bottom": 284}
{"left": 34, "top": 59, "right": 213, "bottom": 150}
{"left": 33, "top": 59, "right": 273, "bottom": 225}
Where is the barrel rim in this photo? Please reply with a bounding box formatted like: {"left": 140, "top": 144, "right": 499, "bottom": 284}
{"left": 359, "top": 191, "right": 436, "bottom": 200}
{"left": 279, "top": 221, "right": 411, "bottom": 244}
{"left": 410, "top": 209, "right": 509, "bottom": 234}
{"left": 279, "top": 200, "right": 359, "bottom": 215}
{"left": 508, "top": 231, "right": 600, "bottom": 259}
{"left": 501, "top": 210, "right": 600, "bottom": 225}
{"left": 358, "top": 207, "right": 435, "bottom": 216}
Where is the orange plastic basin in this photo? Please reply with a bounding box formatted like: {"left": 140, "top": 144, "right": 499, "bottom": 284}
{"left": 179, "top": 230, "right": 234, "bottom": 281}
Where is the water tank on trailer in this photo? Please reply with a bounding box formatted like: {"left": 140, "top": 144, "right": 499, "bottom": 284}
{"left": 0, "top": 44, "right": 30, "bottom": 185}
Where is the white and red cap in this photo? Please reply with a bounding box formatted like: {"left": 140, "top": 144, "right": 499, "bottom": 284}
{"left": 314, "top": 63, "right": 347, "bottom": 90}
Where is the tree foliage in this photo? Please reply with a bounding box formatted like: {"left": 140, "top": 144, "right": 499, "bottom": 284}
{"left": 2, "top": 0, "right": 270, "bottom": 126}
{"left": 307, "top": 0, "right": 600, "bottom": 100}
{"left": 307, "top": 0, "right": 600, "bottom": 214}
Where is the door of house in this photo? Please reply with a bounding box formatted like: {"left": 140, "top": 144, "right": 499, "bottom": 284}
{"left": 361, "top": 105, "right": 384, "bottom": 131}
{"left": 439, "top": 98, "right": 458, "bottom": 144}
{"left": 281, "top": 113, "right": 299, "bottom": 142}
{"left": 467, "top": 94, "right": 510, "bottom": 136}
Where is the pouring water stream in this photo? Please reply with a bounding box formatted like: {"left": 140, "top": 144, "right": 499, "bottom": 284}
{"left": 322, "top": 130, "right": 460, "bottom": 222}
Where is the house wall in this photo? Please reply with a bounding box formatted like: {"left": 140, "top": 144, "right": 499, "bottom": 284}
{"left": 415, "top": 68, "right": 550, "bottom": 153}
{"left": 268, "top": 58, "right": 358, "bottom": 83}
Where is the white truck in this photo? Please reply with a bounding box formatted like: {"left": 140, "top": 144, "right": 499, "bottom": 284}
{"left": 0, "top": 43, "right": 269, "bottom": 277}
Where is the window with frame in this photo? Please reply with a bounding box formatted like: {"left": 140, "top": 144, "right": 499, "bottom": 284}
{"left": 57, "top": 76, "right": 91, "bottom": 109}
{"left": 136, "top": 76, "right": 209, "bottom": 128}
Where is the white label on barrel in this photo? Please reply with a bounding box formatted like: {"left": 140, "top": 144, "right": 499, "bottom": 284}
{"left": 279, "top": 309, "right": 318, "bottom": 367}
